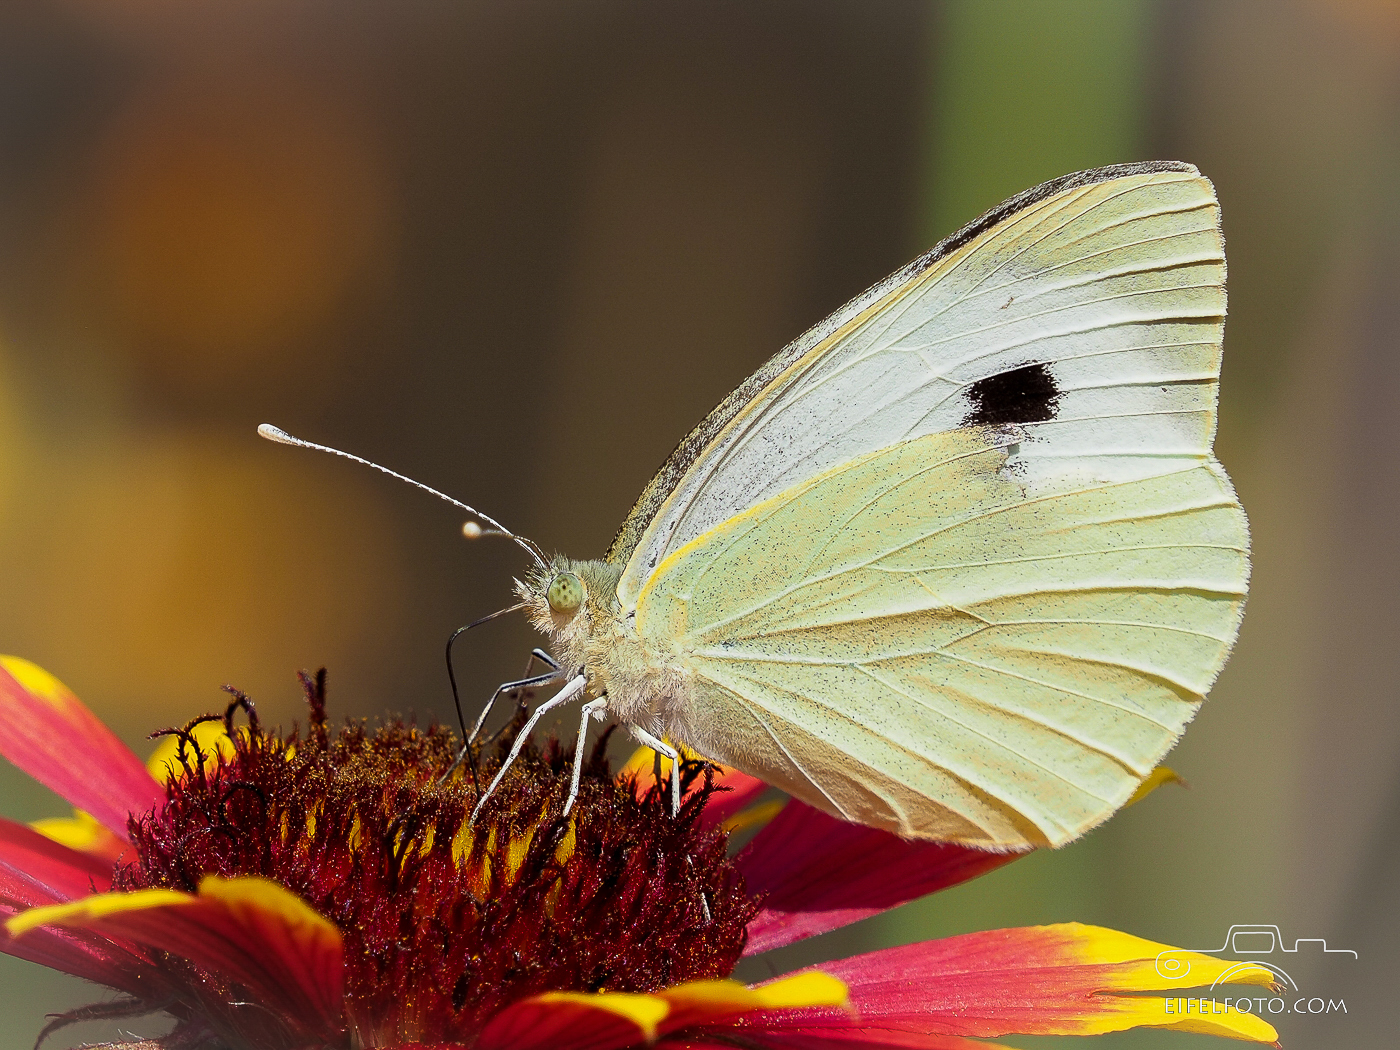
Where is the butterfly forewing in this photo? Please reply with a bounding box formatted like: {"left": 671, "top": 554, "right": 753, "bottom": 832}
{"left": 614, "top": 164, "right": 1227, "bottom": 609}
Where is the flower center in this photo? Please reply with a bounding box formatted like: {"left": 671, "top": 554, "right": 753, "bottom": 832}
{"left": 116, "top": 675, "right": 757, "bottom": 1048}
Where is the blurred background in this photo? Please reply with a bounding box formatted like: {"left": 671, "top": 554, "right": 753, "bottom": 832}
{"left": 0, "top": 1, "right": 1395, "bottom": 1046}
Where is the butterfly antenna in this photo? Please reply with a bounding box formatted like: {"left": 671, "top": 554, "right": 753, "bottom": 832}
{"left": 445, "top": 602, "right": 528, "bottom": 736}
{"left": 258, "top": 424, "right": 549, "bottom": 569}
{"left": 442, "top": 600, "right": 532, "bottom": 795}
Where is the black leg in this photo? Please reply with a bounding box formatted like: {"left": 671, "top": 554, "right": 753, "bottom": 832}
{"left": 439, "top": 656, "right": 563, "bottom": 788}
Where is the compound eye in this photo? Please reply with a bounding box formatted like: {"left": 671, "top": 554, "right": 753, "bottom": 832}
{"left": 546, "top": 572, "right": 585, "bottom": 614}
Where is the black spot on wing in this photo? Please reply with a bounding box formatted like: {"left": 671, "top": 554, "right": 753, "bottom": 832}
{"left": 963, "top": 363, "right": 1061, "bottom": 426}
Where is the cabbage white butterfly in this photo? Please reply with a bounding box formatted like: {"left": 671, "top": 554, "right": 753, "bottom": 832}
{"left": 265, "top": 161, "right": 1248, "bottom": 850}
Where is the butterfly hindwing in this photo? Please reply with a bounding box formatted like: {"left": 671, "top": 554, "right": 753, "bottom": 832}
{"left": 634, "top": 428, "right": 1248, "bottom": 848}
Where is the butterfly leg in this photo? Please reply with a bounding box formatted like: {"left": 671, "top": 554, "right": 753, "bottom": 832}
{"left": 563, "top": 696, "right": 609, "bottom": 817}
{"left": 630, "top": 725, "right": 681, "bottom": 817}
{"left": 470, "top": 649, "right": 562, "bottom": 744}
{"left": 470, "top": 673, "right": 587, "bottom": 825}
{"left": 439, "top": 655, "right": 565, "bottom": 786}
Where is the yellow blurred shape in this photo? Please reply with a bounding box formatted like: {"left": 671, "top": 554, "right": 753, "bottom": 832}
{"left": 0, "top": 433, "right": 406, "bottom": 729}
{"left": 146, "top": 718, "right": 238, "bottom": 783}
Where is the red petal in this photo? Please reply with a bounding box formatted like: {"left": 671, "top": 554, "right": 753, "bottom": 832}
{"left": 696, "top": 768, "right": 768, "bottom": 831}
{"left": 478, "top": 975, "right": 848, "bottom": 1050}
{"left": 29, "top": 811, "right": 131, "bottom": 866}
{"left": 664, "top": 1034, "right": 1014, "bottom": 1050}
{"left": 0, "top": 658, "right": 163, "bottom": 838}
{"left": 9, "top": 875, "right": 345, "bottom": 1039}
{"left": 620, "top": 746, "right": 768, "bottom": 832}
{"left": 0, "top": 816, "right": 114, "bottom": 904}
{"left": 656, "top": 973, "right": 848, "bottom": 1038}
{"left": 0, "top": 831, "right": 155, "bottom": 998}
{"left": 737, "top": 801, "right": 1022, "bottom": 954}
{"left": 476, "top": 992, "right": 668, "bottom": 1050}
{"left": 0, "top": 913, "right": 157, "bottom": 996}
{"left": 750, "top": 925, "right": 1278, "bottom": 1042}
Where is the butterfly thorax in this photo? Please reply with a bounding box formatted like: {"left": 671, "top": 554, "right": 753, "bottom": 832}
{"left": 519, "top": 557, "right": 690, "bottom": 735}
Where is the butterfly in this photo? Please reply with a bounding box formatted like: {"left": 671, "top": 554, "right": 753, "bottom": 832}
{"left": 265, "top": 160, "right": 1248, "bottom": 851}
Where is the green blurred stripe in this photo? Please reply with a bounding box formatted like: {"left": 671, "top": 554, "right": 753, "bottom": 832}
{"left": 924, "top": 0, "right": 1153, "bottom": 242}
{"left": 896, "top": 7, "right": 1178, "bottom": 1045}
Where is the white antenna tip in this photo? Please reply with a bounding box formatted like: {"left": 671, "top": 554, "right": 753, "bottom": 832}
{"left": 258, "top": 424, "right": 298, "bottom": 445}
{"left": 462, "top": 520, "right": 484, "bottom": 540}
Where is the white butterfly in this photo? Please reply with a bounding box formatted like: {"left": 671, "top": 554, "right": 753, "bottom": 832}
{"left": 266, "top": 161, "right": 1248, "bottom": 851}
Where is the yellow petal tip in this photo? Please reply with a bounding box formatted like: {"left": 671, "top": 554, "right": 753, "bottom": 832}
{"left": 0, "top": 656, "right": 72, "bottom": 708}
{"left": 535, "top": 991, "right": 670, "bottom": 1040}
{"left": 5, "top": 887, "right": 193, "bottom": 937}
{"left": 29, "top": 811, "right": 104, "bottom": 850}
{"left": 754, "top": 971, "right": 849, "bottom": 1010}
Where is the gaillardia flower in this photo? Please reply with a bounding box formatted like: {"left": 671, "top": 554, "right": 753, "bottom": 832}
{"left": 0, "top": 656, "right": 1280, "bottom": 1050}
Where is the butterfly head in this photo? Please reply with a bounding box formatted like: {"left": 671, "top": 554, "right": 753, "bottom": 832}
{"left": 519, "top": 556, "right": 624, "bottom": 651}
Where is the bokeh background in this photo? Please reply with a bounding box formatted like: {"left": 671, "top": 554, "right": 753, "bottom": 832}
{"left": 1, "top": 1, "right": 1396, "bottom": 1047}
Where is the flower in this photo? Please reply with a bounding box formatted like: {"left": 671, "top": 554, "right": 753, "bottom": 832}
{"left": 0, "top": 655, "right": 1282, "bottom": 1050}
